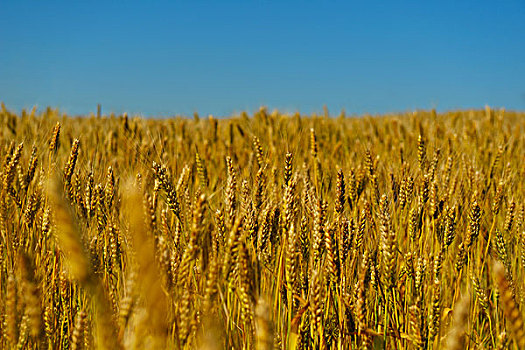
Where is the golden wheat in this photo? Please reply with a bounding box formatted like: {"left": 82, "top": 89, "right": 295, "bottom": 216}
{"left": 0, "top": 106, "right": 523, "bottom": 349}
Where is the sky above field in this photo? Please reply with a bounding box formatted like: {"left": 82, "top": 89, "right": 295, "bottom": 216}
{"left": 1, "top": 1, "right": 524, "bottom": 117}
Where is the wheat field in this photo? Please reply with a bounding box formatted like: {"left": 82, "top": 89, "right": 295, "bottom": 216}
{"left": 0, "top": 103, "right": 524, "bottom": 349}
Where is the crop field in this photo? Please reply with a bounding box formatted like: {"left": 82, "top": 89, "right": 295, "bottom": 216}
{"left": 0, "top": 104, "right": 524, "bottom": 349}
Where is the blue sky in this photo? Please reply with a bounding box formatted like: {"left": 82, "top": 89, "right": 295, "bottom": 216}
{"left": 1, "top": 1, "right": 524, "bottom": 117}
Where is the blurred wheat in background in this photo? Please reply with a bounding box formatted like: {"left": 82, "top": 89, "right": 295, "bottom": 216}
{"left": 0, "top": 103, "right": 524, "bottom": 349}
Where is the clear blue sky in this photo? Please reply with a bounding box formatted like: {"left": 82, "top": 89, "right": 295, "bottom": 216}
{"left": 1, "top": 1, "right": 524, "bottom": 117}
